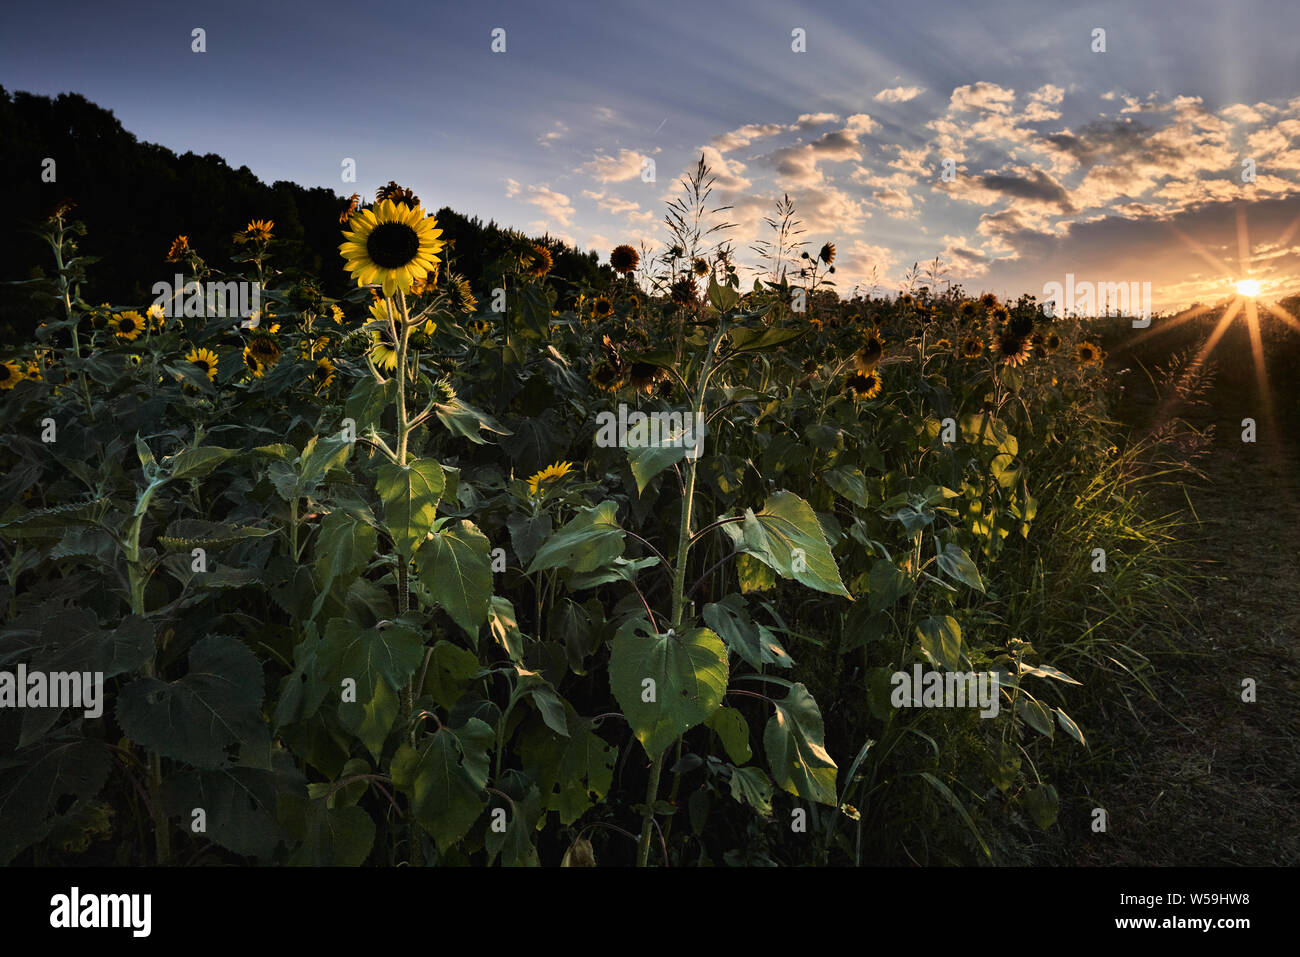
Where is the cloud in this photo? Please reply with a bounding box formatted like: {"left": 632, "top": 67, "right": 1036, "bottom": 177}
{"left": 538, "top": 121, "right": 568, "bottom": 147}
{"left": 949, "top": 81, "right": 1016, "bottom": 115}
{"left": 763, "top": 129, "right": 864, "bottom": 186}
{"left": 579, "top": 149, "right": 649, "bottom": 182}
{"left": 874, "top": 86, "right": 924, "bottom": 103}
{"left": 795, "top": 112, "right": 841, "bottom": 128}
{"left": 711, "top": 122, "right": 786, "bottom": 152}
{"left": 510, "top": 183, "right": 575, "bottom": 226}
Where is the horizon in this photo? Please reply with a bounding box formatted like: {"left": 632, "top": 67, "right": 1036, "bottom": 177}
{"left": 4, "top": 0, "right": 1300, "bottom": 312}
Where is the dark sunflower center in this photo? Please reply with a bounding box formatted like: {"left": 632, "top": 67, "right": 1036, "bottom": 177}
{"left": 366, "top": 223, "right": 420, "bottom": 268}
{"left": 120, "top": 317, "right": 136, "bottom": 333}
{"left": 194, "top": 360, "right": 210, "bottom": 373}
{"left": 0, "top": 366, "right": 11, "bottom": 382}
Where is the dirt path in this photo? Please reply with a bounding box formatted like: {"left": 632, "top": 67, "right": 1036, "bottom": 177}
{"left": 1075, "top": 320, "right": 1300, "bottom": 865}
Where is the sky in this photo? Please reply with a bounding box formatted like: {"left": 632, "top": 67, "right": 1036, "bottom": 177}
{"left": 4, "top": 0, "right": 1300, "bottom": 311}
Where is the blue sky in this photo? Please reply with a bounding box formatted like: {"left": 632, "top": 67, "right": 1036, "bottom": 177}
{"left": 4, "top": 0, "right": 1300, "bottom": 309}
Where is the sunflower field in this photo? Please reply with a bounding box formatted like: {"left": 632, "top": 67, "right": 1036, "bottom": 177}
{"left": 0, "top": 174, "right": 1189, "bottom": 868}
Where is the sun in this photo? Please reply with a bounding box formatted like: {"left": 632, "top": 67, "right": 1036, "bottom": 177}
{"left": 1235, "top": 278, "right": 1261, "bottom": 297}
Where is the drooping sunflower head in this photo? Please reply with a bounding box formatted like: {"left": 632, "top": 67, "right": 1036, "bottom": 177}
{"left": 0, "top": 360, "right": 24, "bottom": 390}
{"left": 524, "top": 245, "right": 554, "bottom": 279}
{"left": 146, "top": 303, "right": 166, "bottom": 332}
{"left": 340, "top": 200, "right": 445, "bottom": 297}
{"left": 854, "top": 329, "right": 885, "bottom": 372}
{"left": 993, "top": 332, "right": 1033, "bottom": 367}
{"left": 111, "top": 311, "right": 144, "bottom": 341}
{"left": 339, "top": 193, "right": 361, "bottom": 225}
{"left": 957, "top": 299, "right": 979, "bottom": 321}
{"left": 802, "top": 358, "right": 819, "bottom": 375}
{"left": 247, "top": 333, "right": 281, "bottom": 364}
{"left": 312, "top": 357, "right": 335, "bottom": 389}
{"left": 960, "top": 336, "right": 985, "bottom": 359}
{"left": 626, "top": 361, "right": 668, "bottom": 394}
{"left": 610, "top": 244, "right": 639, "bottom": 274}
{"left": 818, "top": 242, "right": 836, "bottom": 265}
{"left": 242, "top": 346, "right": 266, "bottom": 378}
{"left": 692, "top": 258, "right": 710, "bottom": 277}
{"left": 527, "top": 461, "right": 575, "bottom": 497}
{"left": 592, "top": 296, "right": 614, "bottom": 318}
{"left": 1044, "top": 331, "right": 1062, "bottom": 354}
{"left": 186, "top": 347, "right": 219, "bottom": 382}
{"left": 166, "top": 235, "right": 190, "bottom": 262}
{"left": 845, "top": 371, "right": 883, "bottom": 402}
{"left": 1076, "top": 341, "right": 1104, "bottom": 366}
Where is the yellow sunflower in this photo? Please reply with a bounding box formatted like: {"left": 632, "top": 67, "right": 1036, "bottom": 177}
{"left": 845, "top": 371, "right": 883, "bottom": 401}
{"left": 146, "top": 303, "right": 166, "bottom": 332}
{"left": 592, "top": 296, "right": 614, "bottom": 318}
{"left": 247, "top": 333, "right": 280, "bottom": 364}
{"left": 237, "top": 219, "right": 274, "bottom": 243}
{"left": 589, "top": 361, "right": 624, "bottom": 393}
{"left": 0, "top": 360, "right": 24, "bottom": 390}
{"left": 369, "top": 328, "right": 399, "bottom": 372}
{"left": 818, "top": 242, "right": 836, "bottom": 265}
{"left": 330, "top": 304, "right": 346, "bottom": 324}
{"left": 340, "top": 200, "right": 445, "bottom": 297}
{"left": 525, "top": 245, "right": 553, "bottom": 278}
{"left": 469, "top": 319, "right": 490, "bottom": 336}
{"left": 1043, "top": 331, "right": 1062, "bottom": 354}
{"left": 312, "top": 357, "right": 335, "bottom": 389}
{"left": 979, "top": 293, "right": 999, "bottom": 310}
{"left": 934, "top": 338, "right": 953, "bottom": 350}
{"left": 527, "top": 461, "right": 575, "bottom": 497}
{"left": 166, "top": 235, "right": 190, "bottom": 262}
{"left": 854, "top": 329, "right": 885, "bottom": 372}
{"left": 692, "top": 258, "right": 710, "bottom": 277}
{"left": 242, "top": 346, "right": 267, "bottom": 378}
{"left": 610, "top": 244, "right": 639, "bottom": 274}
{"left": 1076, "top": 341, "right": 1104, "bottom": 366}
{"left": 186, "top": 347, "right": 219, "bottom": 381}
{"left": 993, "top": 332, "right": 1033, "bottom": 367}
{"left": 111, "top": 311, "right": 144, "bottom": 342}
{"left": 960, "top": 337, "right": 984, "bottom": 359}
{"left": 957, "top": 299, "right": 979, "bottom": 322}
{"left": 990, "top": 305, "right": 1011, "bottom": 326}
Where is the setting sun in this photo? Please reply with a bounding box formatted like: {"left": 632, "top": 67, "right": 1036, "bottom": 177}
{"left": 1237, "top": 279, "right": 1261, "bottom": 297}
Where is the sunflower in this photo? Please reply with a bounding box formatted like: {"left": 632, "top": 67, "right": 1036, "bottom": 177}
{"left": 525, "top": 245, "right": 553, "bottom": 278}
{"left": 449, "top": 275, "right": 477, "bottom": 313}
{"left": 957, "top": 299, "right": 979, "bottom": 322}
{"left": 247, "top": 333, "right": 280, "bottom": 364}
{"left": 24, "top": 360, "right": 42, "bottom": 381}
{"left": 339, "top": 193, "right": 361, "bottom": 225}
{"left": 960, "top": 337, "right": 985, "bottom": 359}
{"left": 469, "top": 318, "right": 490, "bottom": 336}
{"left": 146, "top": 303, "right": 166, "bottom": 332}
{"left": 527, "top": 461, "right": 575, "bottom": 497}
{"left": 0, "top": 360, "right": 24, "bottom": 390}
{"left": 979, "top": 293, "right": 999, "bottom": 310}
{"left": 990, "top": 305, "right": 1011, "bottom": 326}
{"left": 111, "top": 311, "right": 144, "bottom": 342}
{"left": 340, "top": 199, "right": 445, "bottom": 297}
{"left": 331, "top": 304, "right": 346, "bottom": 324}
{"left": 854, "top": 329, "right": 885, "bottom": 372}
{"left": 166, "top": 236, "right": 190, "bottom": 262}
{"left": 369, "top": 327, "right": 399, "bottom": 372}
{"left": 610, "top": 244, "right": 639, "bottom": 274}
{"left": 670, "top": 277, "right": 697, "bottom": 306}
{"left": 993, "top": 332, "right": 1033, "bottom": 367}
{"left": 1043, "top": 331, "right": 1062, "bottom": 354}
{"left": 626, "top": 361, "right": 667, "bottom": 394}
{"left": 589, "top": 361, "right": 624, "bottom": 393}
{"left": 186, "top": 347, "right": 219, "bottom": 381}
{"left": 900, "top": 293, "right": 914, "bottom": 307}
{"left": 242, "top": 347, "right": 267, "bottom": 378}
{"left": 934, "top": 338, "right": 953, "bottom": 350}
{"left": 845, "top": 371, "right": 883, "bottom": 401}
{"left": 692, "top": 258, "right": 710, "bottom": 277}
{"left": 237, "top": 219, "right": 274, "bottom": 243}
{"left": 818, "top": 242, "right": 836, "bottom": 265}
{"left": 592, "top": 296, "right": 613, "bottom": 318}
{"left": 1076, "top": 341, "right": 1104, "bottom": 366}
{"left": 809, "top": 317, "right": 823, "bottom": 331}
{"left": 312, "top": 357, "right": 335, "bottom": 389}
{"left": 409, "top": 318, "right": 437, "bottom": 350}
{"left": 376, "top": 181, "right": 420, "bottom": 207}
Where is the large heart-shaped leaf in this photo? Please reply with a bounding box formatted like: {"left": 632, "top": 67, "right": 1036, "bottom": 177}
{"left": 727, "top": 491, "right": 850, "bottom": 597}
{"left": 376, "top": 459, "right": 445, "bottom": 557}
{"left": 417, "top": 519, "right": 493, "bottom": 635}
{"left": 763, "top": 682, "right": 838, "bottom": 806}
{"left": 609, "top": 624, "right": 728, "bottom": 757}
{"left": 526, "top": 501, "right": 624, "bottom": 575}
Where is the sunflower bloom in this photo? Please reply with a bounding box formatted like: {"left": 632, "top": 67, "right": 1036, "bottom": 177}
{"left": 238, "top": 219, "right": 274, "bottom": 243}
{"left": 242, "top": 347, "right": 266, "bottom": 378}
{"left": 1044, "top": 332, "right": 1062, "bottom": 354}
{"left": 186, "top": 347, "right": 219, "bottom": 381}
{"left": 111, "top": 311, "right": 145, "bottom": 342}
{"left": 146, "top": 303, "right": 166, "bottom": 332}
{"left": 312, "top": 357, "right": 335, "bottom": 390}
{"left": 525, "top": 245, "right": 553, "bottom": 278}
{"left": 592, "top": 296, "right": 613, "bottom": 318}
{"left": 957, "top": 299, "right": 978, "bottom": 322}
{"left": 247, "top": 334, "right": 280, "bottom": 365}
{"left": 1076, "top": 341, "right": 1104, "bottom": 366}
{"left": 818, "top": 242, "right": 836, "bottom": 265}
{"left": 610, "top": 244, "right": 639, "bottom": 274}
{"left": 369, "top": 328, "right": 399, "bottom": 372}
{"left": 845, "top": 371, "right": 882, "bottom": 401}
{"left": 854, "top": 329, "right": 885, "bottom": 372}
{"left": 0, "top": 360, "right": 24, "bottom": 390}
{"left": 166, "top": 236, "right": 190, "bottom": 262}
{"left": 527, "top": 461, "right": 575, "bottom": 497}
{"left": 340, "top": 200, "right": 445, "bottom": 298}
{"left": 589, "top": 361, "right": 624, "bottom": 393}
{"left": 960, "top": 337, "right": 984, "bottom": 359}
{"left": 994, "top": 332, "right": 1033, "bottom": 367}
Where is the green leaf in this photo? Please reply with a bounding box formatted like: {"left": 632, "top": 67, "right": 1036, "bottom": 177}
{"left": 486, "top": 595, "right": 523, "bottom": 661}
{"left": 730, "top": 491, "right": 850, "bottom": 597}
{"left": 702, "top": 595, "right": 793, "bottom": 670}
{"left": 1022, "top": 782, "right": 1059, "bottom": 829}
{"left": 1054, "top": 707, "right": 1086, "bottom": 746}
{"left": 823, "top": 467, "right": 871, "bottom": 507}
{"left": 1016, "top": 695, "right": 1055, "bottom": 739}
{"left": 157, "top": 519, "right": 272, "bottom": 552}
{"left": 316, "top": 619, "right": 426, "bottom": 760}
{"left": 727, "top": 326, "right": 808, "bottom": 355}
{"left": 297, "top": 434, "right": 352, "bottom": 494}
{"left": 0, "top": 734, "right": 112, "bottom": 864}
{"left": 282, "top": 797, "right": 375, "bottom": 866}
{"left": 915, "top": 616, "right": 963, "bottom": 672}
{"left": 390, "top": 726, "right": 487, "bottom": 853}
{"left": 627, "top": 440, "right": 689, "bottom": 496}
{"left": 422, "top": 640, "right": 481, "bottom": 710}
{"left": 311, "top": 510, "right": 378, "bottom": 619}
{"left": 376, "top": 459, "right": 445, "bottom": 557}
{"left": 936, "top": 543, "right": 986, "bottom": 593}
{"left": 512, "top": 669, "right": 570, "bottom": 738}
{"left": 736, "top": 552, "right": 777, "bottom": 593}
{"left": 706, "top": 706, "right": 752, "bottom": 764}
{"left": 168, "top": 446, "right": 236, "bottom": 481}
{"left": 116, "top": 635, "right": 266, "bottom": 769}
{"left": 162, "top": 766, "right": 283, "bottom": 858}
{"left": 708, "top": 273, "right": 739, "bottom": 312}
{"left": 729, "top": 765, "right": 774, "bottom": 815}
{"left": 764, "top": 682, "right": 838, "bottom": 806}
{"left": 519, "top": 707, "right": 615, "bottom": 826}
{"left": 417, "top": 519, "right": 493, "bottom": 635}
{"left": 484, "top": 787, "right": 542, "bottom": 866}
{"left": 918, "top": 772, "right": 992, "bottom": 858}
{"left": 867, "top": 559, "right": 913, "bottom": 610}
{"left": 525, "top": 501, "right": 624, "bottom": 575}
{"left": 609, "top": 625, "right": 729, "bottom": 757}
{"left": 345, "top": 376, "right": 395, "bottom": 434}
